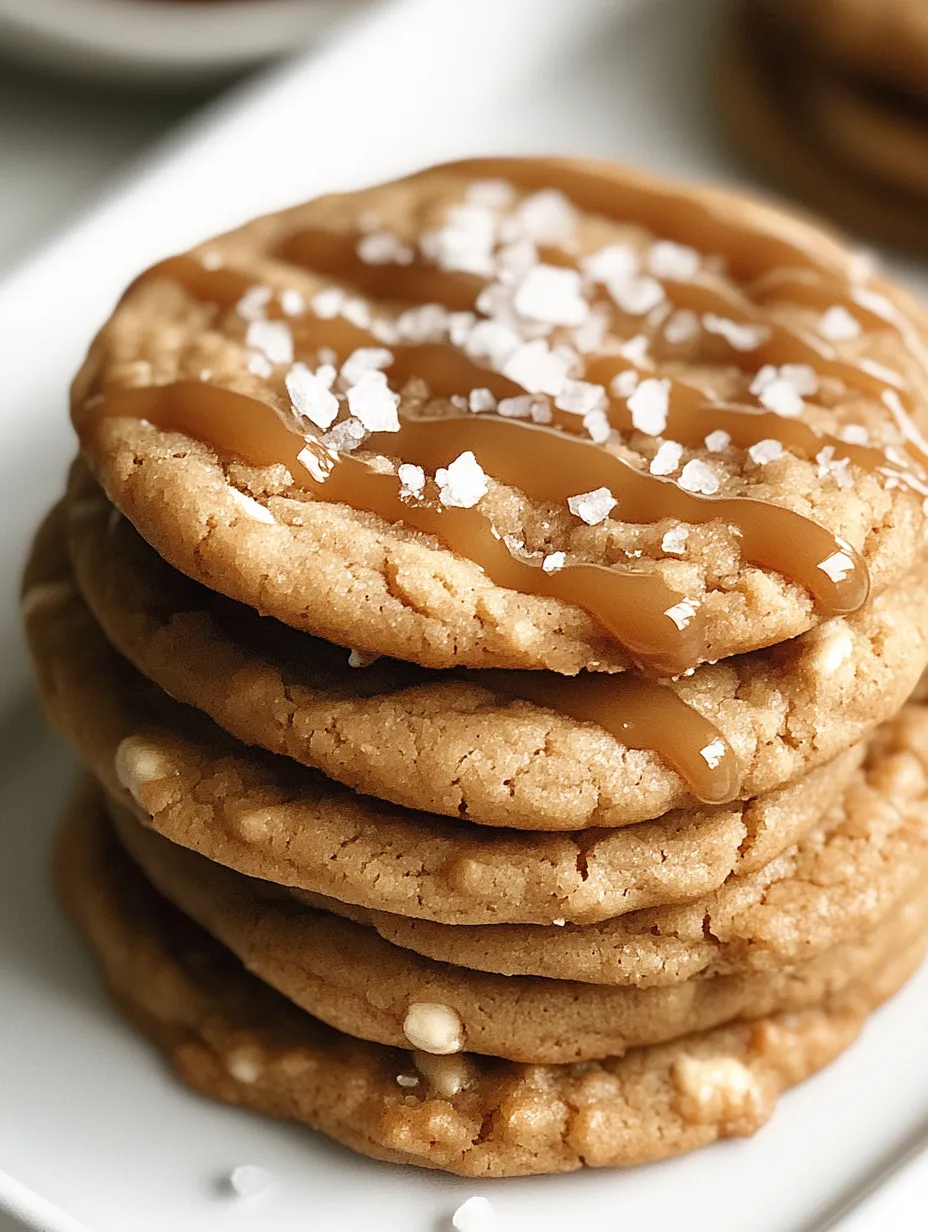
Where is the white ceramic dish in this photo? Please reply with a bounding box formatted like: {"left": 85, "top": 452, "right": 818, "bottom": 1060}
{"left": 0, "top": 0, "right": 369, "bottom": 84}
{"left": 1, "top": 0, "right": 927, "bottom": 1227}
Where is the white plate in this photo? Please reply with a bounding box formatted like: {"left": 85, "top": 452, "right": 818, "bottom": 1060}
{"left": 0, "top": 0, "right": 369, "bottom": 83}
{"left": 1, "top": 0, "right": 928, "bottom": 1228}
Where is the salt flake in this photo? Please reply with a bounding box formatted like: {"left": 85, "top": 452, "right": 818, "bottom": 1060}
{"left": 748, "top": 439, "right": 784, "bottom": 465}
{"left": 286, "top": 363, "right": 339, "bottom": 429}
{"left": 679, "top": 459, "right": 719, "bottom": 495}
{"left": 819, "top": 305, "right": 861, "bottom": 342}
{"left": 628, "top": 378, "right": 671, "bottom": 436}
{"left": 514, "top": 265, "right": 589, "bottom": 326}
{"left": 357, "top": 231, "right": 414, "bottom": 265}
{"left": 568, "top": 486, "right": 616, "bottom": 525}
{"left": 246, "top": 319, "right": 293, "bottom": 366}
{"left": 436, "top": 452, "right": 488, "bottom": 508}
{"left": 650, "top": 440, "right": 683, "bottom": 475}
{"left": 346, "top": 371, "right": 400, "bottom": 433}
{"left": 647, "top": 240, "right": 700, "bottom": 281}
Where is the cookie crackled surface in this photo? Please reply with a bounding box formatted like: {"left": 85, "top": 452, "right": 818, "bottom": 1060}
{"left": 71, "top": 157, "right": 928, "bottom": 675}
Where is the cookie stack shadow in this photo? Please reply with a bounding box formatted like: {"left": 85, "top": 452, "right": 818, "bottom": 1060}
{"left": 21, "top": 461, "right": 928, "bottom": 1176}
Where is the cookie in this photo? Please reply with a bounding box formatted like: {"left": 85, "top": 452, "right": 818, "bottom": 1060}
{"left": 24, "top": 527, "right": 879, "bottom": 928}
{"left": 774, "top": 0, "right": 928, "bottom": 104}
{"left": 57, "top": 780, "right": 927, "bottom": 1177}
{"left": 71, "top": 157, "right": 928, "bottom": 676}
{"left": 107, "top": 786, "right": 928, "bottom": 1064}
{"left": 719, "top": 3, "right": 928, "bottom": 251}
{"left": 66, "top": 467, "right": 928, "bottom": 828}
{"left": 293, "top": 704, "right": 928, "bottom": 986}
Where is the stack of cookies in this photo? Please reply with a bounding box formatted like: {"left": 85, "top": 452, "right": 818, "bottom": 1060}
{"left": 24, "top": 157, "right": 928, "bottom": 1177}
{"left": 720, "top": 0, "right": 928, "bottom": 252}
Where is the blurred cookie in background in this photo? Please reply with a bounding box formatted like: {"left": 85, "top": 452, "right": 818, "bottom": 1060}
{"left": 718, "top": 0, "right": 928, "bottom": 252}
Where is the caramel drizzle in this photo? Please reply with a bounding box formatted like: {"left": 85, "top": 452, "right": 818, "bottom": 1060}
{"left": 77, "top": 382, "right": 701, "bottom": 675}
{"left": 482, "top": 671, "right": 740, "bottom": 805}
{"left": 139, "top": 253, "right": 917, "bottom": 478}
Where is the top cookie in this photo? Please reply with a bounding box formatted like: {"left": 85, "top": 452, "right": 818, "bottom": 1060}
{"left": 72, "top": 157, "right": 928, "bottom": 674}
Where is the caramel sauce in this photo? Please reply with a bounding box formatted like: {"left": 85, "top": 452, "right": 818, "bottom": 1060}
{"left": 77, "top": 382, "right": 702, "bottom": 676}
{"left": 482, "top": 670, "right": 740, "bottom": 805}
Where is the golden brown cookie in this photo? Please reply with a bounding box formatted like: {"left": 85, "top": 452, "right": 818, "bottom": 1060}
{"left": 293, "top": 705, "right": 928, "bottom": 986}
{"left": 57, "top": 779, "right": 928, "bottom": 1177}
{"left": 65, "top": 468, "right": 928, "bottom": 829}
{"left": 72, "top": 158, "right": 928, "bottom": 676}
{"left": 775, "top": 0, "right": 928, "bottom": 104}
{"left": 25, "top": 524, "right": 884, "bottom": 929}
{"left": 107, "top": 787, "right": 928, "bottom": 1063}
{"left": 719, "top": 3, "right": 928, "bottom": 251}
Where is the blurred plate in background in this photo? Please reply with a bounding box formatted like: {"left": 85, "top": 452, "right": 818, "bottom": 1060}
{"left": 0, "top": 0, "right": 370, "bottom": 84}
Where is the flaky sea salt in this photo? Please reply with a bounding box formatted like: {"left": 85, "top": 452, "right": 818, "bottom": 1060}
{"left": 582, "top": 243, "right": 638, "bottom": 284}
{"left": 311, "top": 287, "right": 346, "bottom": 319}
{"left": 819, "top": 305, "right": 861, "bottom": 341}
{"left": 610, "top": 369, "right": 640, "bottom": 398}
{"left": 665, "top": 598, "right": 699, "bottom": 629}
{"left": 542, "top": 551, "right": 566, "bottom": 572}
{"left": 705, "top": 429, "right": 731, "bottom": 453}
{"left": 236, "top": 284, "right": 272, "bottom": 321}
{"left": 452, "top": 1196, "right": 501, "bottom": 1232}
{"left": 465, "top": 319, "right": 521, "bottom": 368}
{"left": 398, "top": 463, "right": 426, "bottom": 499}
{"left": 515, "top": 189, "right": 576, "bottom": 244}
{"left": 285, "top": 363, "right": 339, "bottom": 429}
{"left": 421, "top": 204, "right": 496, "bottom": 276}
{"left": 607, "top": 273, "right": 665, "bottom": 316}
{"left": 568, "top": 486, "right": 617, "bottom": 525}
{"left": 679, "top": 459, "right": 719, "bottom": 495}
{"left": 469, "top": 388, "right": 497, "bottom": 414}
{"left": 466, "top": 179, "right": 516, "bottom": 210}
{"left": 226, "top": 1165, "right": 272, "bottom": 1199}
{"left": 435, "top": 452, "right": 488, "bottom": 508}
{"left": 502, "top": 340, "right": 572, "bottom": 396}
{"left": 346, "top": 370, "right": 400, "bottom": 432}
{"left": 514, "top": 264, "right": 589, "bottom": 326}
{"left": 650, "top": 440, "right": 683, "bottom": 475}
{"left": 357, "top": 231, "right": 414, "bottom": 265}
{"left": 703, "top": 314, "right": 768, "bottom": 351}
{"left": 748, "top": 439, "right": 784, "bottom": 465}
{"left": 628, "top": 378, "right": 670, "bottom": 436}
{"left": 661, "top": 525, "right": 689, "bottom": 554}
{"left": 584, "top": 408, "right": 611, "bottom": 443}
{"left": 647, "top": 240, "right": 700, "bottom": 281}
{"left": 340, "top": 347, "right": 394, "bottom": 389}
{"left": 555, "top": 379, "right": 607, "bottom": 416}
{"left": 664, "top": 308, "right": 700, "bottom": 345}
{"left": 246, "top": 319, "right": 293, "bottom": 366}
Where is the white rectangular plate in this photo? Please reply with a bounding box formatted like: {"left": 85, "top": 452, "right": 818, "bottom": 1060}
{"left": 2, "top": 0, "right": 927, "bottom": 1228}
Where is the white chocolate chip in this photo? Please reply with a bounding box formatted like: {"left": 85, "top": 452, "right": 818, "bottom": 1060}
{"left": 226, "top": 1046, "right": 264, "bottom": 1084}
{"left": 403, "top": 1003, "right": 464, "bottom": 1054}
{"left": 228, "top": 488, "right": 275, "bottom": 524}
{"left": 673, "top": 1055, "right": 763, "bottom": 1130}
{"left": 114, "top": 737, "right": 169, "bottom": 806}
{"left": 413, "top": 1051, "right": 474, "bottom": 1097}
{"left": 807, "top": 621, "right": 854, "bottom": 674}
